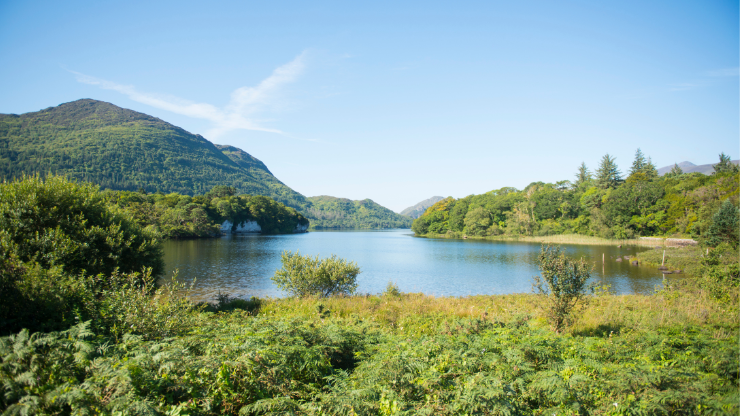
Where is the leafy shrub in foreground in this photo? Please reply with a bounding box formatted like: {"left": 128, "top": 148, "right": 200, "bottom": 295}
{"left": 533, "top": 244, "right": 592, "bottom": 332}
{"left": 272, "top": 251, "right": 360, "bottom": 297}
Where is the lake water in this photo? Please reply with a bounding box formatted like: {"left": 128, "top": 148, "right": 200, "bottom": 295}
{"left": 162, "top": 229, "right": 672, "bottom": 302}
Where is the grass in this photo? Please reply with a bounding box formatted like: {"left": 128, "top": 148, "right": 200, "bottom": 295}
{"left": 421, "top": 232, "right": 687, "bottom": 247}
{"left": 256, "top": 287, "right": 738, "bottom": 338}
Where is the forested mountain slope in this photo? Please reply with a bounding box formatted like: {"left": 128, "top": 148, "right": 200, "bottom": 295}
{"left": 0, "top": 99, "right": 308, "bottom": 210}
{"left": 399, "top": 196, "right": 445, "bottom": 218}
{"left": 305, "top": 195, "right": 413, "bottom": 229}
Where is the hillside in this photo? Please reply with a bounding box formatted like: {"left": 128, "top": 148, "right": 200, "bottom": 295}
{"left": 305, "top": 195, "right": 413, "bottom": 229}
{"left": 657, "top": 160, "right": 740, "bottom": 176}
{"left": 399, "top": 196, "right": 445, "bottom": 218}
{"left": 0, "top": 99, "right": 308, "bottom": 210}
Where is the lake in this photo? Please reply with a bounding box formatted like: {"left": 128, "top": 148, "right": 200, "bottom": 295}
{"left": 162, "top": 229, "right": 673, "bottom": 302}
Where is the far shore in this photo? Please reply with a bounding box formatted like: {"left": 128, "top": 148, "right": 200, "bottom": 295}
{"left": 417, "top": 232, "right": 698, "bottom": 247}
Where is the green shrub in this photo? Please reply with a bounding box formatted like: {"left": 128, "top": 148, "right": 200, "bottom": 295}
{"left": 0, "top": 175, "right": 165, "bottom": 334}
{"left": 0, "top": 175, "right": 163, "bottom": 277}
{"left": 533, "top": 244, "right": 593, "bottom": 332}
{"left": 272, "top": 251, "right": 360, "bottom": 297}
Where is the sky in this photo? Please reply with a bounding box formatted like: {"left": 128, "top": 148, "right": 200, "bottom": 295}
{"left": 0, "top": 0, "right": 738, "bottom": 212}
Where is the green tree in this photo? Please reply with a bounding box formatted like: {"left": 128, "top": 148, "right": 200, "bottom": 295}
{"left": 713, "top": 152, "right": 739, "bottom": 174}
{"left": 463, "top": 207, "right": 492, "bottom": 236}
{"left": 595, "top": 154, "right": 622, "bottom": 189}
{"left": 665, "top": 163, "right": 683, "bottom": 178}
{"left": 703, "top": 200, "right": 739, "bottom": 249}
{"left": 272, "top": 251, "right": 360, "bottom": 297}
{"left": 574, "top": 162, "right": 591, "bottom": 187}
{"left": 533, "top": 245, "right": 592, "bottom": 332}
{"left": 628, "top": 148, "right": 646, "bottom": 176}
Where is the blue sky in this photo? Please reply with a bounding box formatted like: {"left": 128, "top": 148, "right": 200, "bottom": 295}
{"left": 0, "top": 0, "right": 737, "bottom": 211}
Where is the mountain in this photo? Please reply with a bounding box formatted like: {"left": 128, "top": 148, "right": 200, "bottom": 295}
{"left": 305, "top": 195, "right": 413, "bottom": 229}
{"left": 399, "top": 196, "right": 445, "bottom": 218}
{"left": 0, "top": 99, "right": 308, "bottom": 210}
{"left": 657, "top": 160, "right": 740, "bottom": 176}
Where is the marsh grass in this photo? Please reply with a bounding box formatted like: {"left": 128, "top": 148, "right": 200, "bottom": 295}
{"left": 423, "top": 232, "right": 679, "bottom": 247}
{"left": 257, "top": 287, "right": 738, "bottom": 337}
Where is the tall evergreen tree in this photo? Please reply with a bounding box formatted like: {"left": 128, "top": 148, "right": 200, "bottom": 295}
{"left": 595, "top": 154, "right": 622, "bottom": 189}
{"left": 644, "top": 157, "right": 658, "bottom": 180}
{"left": 713, "top": 152, "right": 739, "bottom": 174}
{"left": 666, "top": 163, "right": 683, "bottom": 178}
{"left": 629, "top": 148, "right": 647, "bottom": 176}
{"left": 574, "top": 162, "right": 591, "bottom": 186}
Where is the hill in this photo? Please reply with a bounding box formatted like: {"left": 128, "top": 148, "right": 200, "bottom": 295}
{"left": 0, "top": 99, "right": 308, "bottom": 210}
{"left": 399, "top": 196, "right": 445, "bottom": 218}
{"left": 657, "top": 160, "right": 740, "bottom": 176}
{"left": 305, "top": 195, "right": 413, "bottom": 229}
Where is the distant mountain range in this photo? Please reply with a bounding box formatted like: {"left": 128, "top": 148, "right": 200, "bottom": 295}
{"left": 306, "top": 195, "right": 413, "bottom": 229}
{"left": 399, "top": 196, "right": 445, "bottom": 218}
{"left": 657, "top": 160, "right": 739, "bottom": 176}
{"left": 0, "top": 99, "right": 410, "bottom": 229}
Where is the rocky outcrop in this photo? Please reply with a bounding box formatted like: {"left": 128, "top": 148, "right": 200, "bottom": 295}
{"left": 221, "top": 220, "right": 309, "bottom": 234}
{"left": 220, "top": 220, "right": 262, "bottom": 234}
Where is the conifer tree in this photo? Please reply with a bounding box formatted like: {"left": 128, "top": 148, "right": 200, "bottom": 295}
{"left": 644, "top": 157, "right": 658, "bottom": 180}
{"left": 704, "top": 200, "right": 739, "bottom": 249}
{"left": 713, "top": 152, "right": 739, "bottom": 174}
{"left": 574, "top": 162, "right": 591, "bottom": 186}
{"left": 629, "top": 148, "right": 646, "bottom": 176}
{"left": 666, "top": 163, "right": 683, "bottom": 178}
{"left": 595, "top": 154, "right": 622, "bottom": 189}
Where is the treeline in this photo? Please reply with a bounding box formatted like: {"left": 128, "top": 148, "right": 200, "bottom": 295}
{"left": 105, "top": 185, "right": 309, "bottom": 238}
{"left": 305, "top": 195, "right": 413, "bottom": 229}
{"left": 413, "top": 150, "right": 739, "bottom": 240}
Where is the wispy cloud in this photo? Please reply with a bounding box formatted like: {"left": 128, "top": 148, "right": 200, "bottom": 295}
{"left": 72, "top": 51, "right": 307, "bottom": 139}
{"left": 706, "top": 67, "right": 739, "bottom": 77}
{"left": 668, "top": 82, "right": 706, "bottom": 92}
{"left": 669, "top": 67, "right": 739, "bottom": 92}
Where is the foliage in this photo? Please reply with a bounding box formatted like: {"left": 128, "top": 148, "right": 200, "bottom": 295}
{"left": 304, "top": 195, "right": 412, "bottom": 230}
{"left": 1, "top": 289, "right": 737, "bottom": 415}
{"left": 595, "top": 153, "right": 623, "bottom": 189}
{"left": 713, "top": 152, "right": 740, "bottom": 174}
{"left": 533, "top": 245, "right": 592, "bottom": 332}
{"left": 272, "top": 251, "right": 361, "bottom": 297}
{"left": 105, "top": 187, "right": 309, "bottom": 238}
{"left": 703, "top": 199, "right": 739, "bottom": 249}
{"left": 0, "top": 175, "right": 163, "bottom": 277}
{"left": 412, "top": 150, "right": 739, "bottom": 241}
{"left": 0, "top": 99, "right": 310, "bottom": 210}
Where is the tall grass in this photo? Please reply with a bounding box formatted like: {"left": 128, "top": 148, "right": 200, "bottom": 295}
{"left": 423, "top": 232, "right": 685, "bottom": 247}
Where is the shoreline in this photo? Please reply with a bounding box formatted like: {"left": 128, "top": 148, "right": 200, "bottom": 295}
{"left": 416, "top": 232, "right": 697, "bottom": 247}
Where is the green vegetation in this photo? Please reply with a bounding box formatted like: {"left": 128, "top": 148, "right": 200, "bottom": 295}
{"left": 305, "top": 195, "right": 412, "bottom": 229}
{"left": 105, "top": 186, "right": 309, "bottom": 239}
{"left": 0, "top": 99, "right": 309, "bottom": 210}
{"left": 272, "top": 251, "right": 360, "bottom": 297}
{"left": 1, "top": 160, "right": 738, "bottom": 415}
{"left": 533, "top": 245, "right": 593, "bottom": 332}
{"left": 413, "top": 150, "right": 739, "bottom": 242}
{"left": 0, "top": 175, "right": 164, "bottom": 335}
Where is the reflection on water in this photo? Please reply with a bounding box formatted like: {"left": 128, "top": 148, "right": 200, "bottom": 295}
{"left": 162, "top": 229, "right": 675, "bottom": 302}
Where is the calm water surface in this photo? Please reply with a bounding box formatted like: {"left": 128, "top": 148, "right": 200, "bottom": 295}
{"left": 163, "top": 229, "right": 673, "bottom": 301}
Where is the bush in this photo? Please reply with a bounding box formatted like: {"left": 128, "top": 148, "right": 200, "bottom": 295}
{"left": 272, "top": 251, "right": 360, "bottom": 297}
{"left": 0, "top": 175, "right": 163, "bottom": 277}
{"left": 533, "top": 244, "right": 592, "bottom": 332}
{"left": 0, "top": 175, "right": 165, "bottom": 334}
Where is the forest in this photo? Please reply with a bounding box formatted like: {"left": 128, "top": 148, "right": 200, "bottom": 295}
{"left": 413, "top": 150, "right": 740, "bottom": 243}
{"left": 305, "top": 195, "right": 413, "bottom": 229}
{"left": 105, "top": 185, "right": 309, "bottom": 238}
